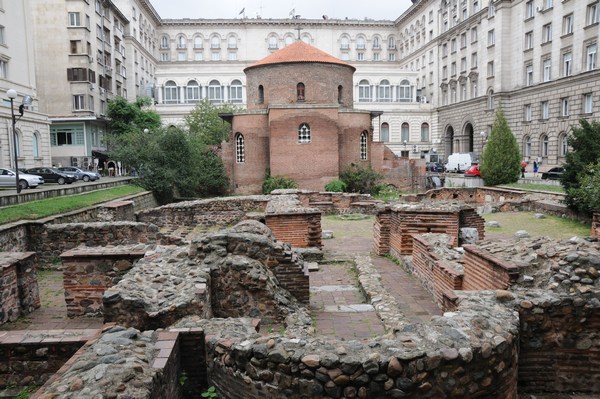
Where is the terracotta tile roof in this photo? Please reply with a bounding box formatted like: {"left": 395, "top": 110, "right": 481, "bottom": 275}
{"left": 244, "top": 40, "right": 355, "bottom": 72}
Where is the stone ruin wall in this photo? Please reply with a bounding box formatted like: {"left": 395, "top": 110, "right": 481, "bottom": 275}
{"left": 0, "top": 252, "right": 40, "bottom": 326}
{"left": 593, "top": 212, "right": 600, "bottom": 238}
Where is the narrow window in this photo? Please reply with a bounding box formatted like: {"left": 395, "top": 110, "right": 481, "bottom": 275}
{"left": 524, "top": 136, "right": 531, "bottom": 157}
{"left": 258, "top": 85, "right": 264, "bottom": 103}
{"left": 298, "top": 123, "right": 311, "bottom": 143}
{"left": 541, "top": 135, "right": 549, "bottom": 157}
{"left": 421, "top": 123, "right": 430, "bottom": 142}
{"left": 380, "top": 123, "right": 389, "bottom": 142}
{"left": 235, "top": 133, "right": 245, "bottom": 163}
{"left": 401, "top": 122, "right": 410, "bottom": 142}
{"left": 360, "top": 131, "right": 368, "bottom": 160}
{"left": 338, "top": 85, "right": 343, "bottom": 104}
{"left": 296, "top": 82, "right": 305, "bottom": 101}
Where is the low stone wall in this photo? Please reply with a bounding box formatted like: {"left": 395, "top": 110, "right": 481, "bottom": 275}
{"left": 0, "top": 252, "right": 40, "bottom": 325}
{"left": 96, "top": 200, "right": 136, "bottom": 222}
{"left": 30, "top": 326, "right": 181, "bottom": 399}
{"left": 60, "top": 246, "right": 147, "bottom": 317}
{"left": 291, "top": 190, "right": 381, "bottom": 215}
{"left": 0, "top": 329, "right": 95, "bottom": 392}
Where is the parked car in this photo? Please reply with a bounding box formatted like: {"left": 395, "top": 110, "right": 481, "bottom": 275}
{"left": 427, "top": 162, "right": 445, "bottom": 173}
{"left": 464, "top": 164, "right": 482, "bottom": 177}
{"left": 26, "top": 167, "right": 77, "bottom": 185}
{"left": 58, "top": 166, "right": 101, "bottom": 182}
{"left": 445, "top": 153, "right": 474, "bottom": 173}
{"left": 0, "top": 168, "right": 45, "bottom": 189}
{"left": 541, "top": 167, "right": 564, "bottom": 180}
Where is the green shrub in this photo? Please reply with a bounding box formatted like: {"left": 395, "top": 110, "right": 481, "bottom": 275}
{"left": 339, "top": 163, "right": 383, "bottom": 194}
{"left": 324, "top": 179, "right": 347, "bottom": 192}
{"left": 262, "top": 175, "right": 298, "bottom": 194}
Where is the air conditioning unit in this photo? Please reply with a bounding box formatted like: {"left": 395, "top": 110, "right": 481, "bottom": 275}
{"left": 100, "top": 88, "right": 106, "bottom": 95}
{"left": 71, "top": 156, "right": 79, "bottom": 167}
{"left": 89, "top": 83, "right": 96, "bottom": 91}
{"left": 83, "top": 157, "right": 92, "bottom": 169}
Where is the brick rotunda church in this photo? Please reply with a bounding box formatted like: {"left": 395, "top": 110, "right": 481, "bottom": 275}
{"left": 220, "top": 40, "right": 419, "bottom": 194}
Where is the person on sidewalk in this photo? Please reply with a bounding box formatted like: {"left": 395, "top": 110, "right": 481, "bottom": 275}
{"left": 533, "top": 161, "right": 539, "bottom": 177}
{"left": 521, "top": 160, "right": 527, "bottom": 178}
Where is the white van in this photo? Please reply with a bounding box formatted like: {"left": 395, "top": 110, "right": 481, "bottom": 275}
{"left": 444, "top": 153, "right": 474, "bottom": 173}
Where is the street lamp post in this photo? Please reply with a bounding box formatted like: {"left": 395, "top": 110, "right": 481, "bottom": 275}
{"left": 6, "top": 89, "right": 33, "bottom": 193}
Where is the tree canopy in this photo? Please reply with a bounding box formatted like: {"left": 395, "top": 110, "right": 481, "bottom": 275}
{"left": 184, "top": 99, "right": 239, "bottom": 145}
{"left": 479, "top": 109, "right": 521, "bottom": 186}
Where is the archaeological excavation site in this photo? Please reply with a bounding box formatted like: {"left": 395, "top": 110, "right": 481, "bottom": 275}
{"left": 1, "top": 187, "right": 600, "bottom": 398}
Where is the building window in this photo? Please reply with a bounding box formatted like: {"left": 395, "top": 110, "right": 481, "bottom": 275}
{"left": 50, "top": 127, "right": 85, "bottom": 146}
{"left": 559, "top": 133, "right": 568, "bottom": 157}
{"left": 373, "top": 52, "right": 380, "bottom": 61}
{"left": 360, "top": 131, "right": 368, "bottom": 160}
{"left": 388, "top": 36, "right": 396, "bottom": 49}
{"left": 378, "top": 80, "right": 391, "bottom": 102}
{"left": 587, "top": 2, "right": 599, "bottom": 25}
{"left": 340, "top": 36, "right": 349, "bottom": 50}
{"left": 544, "top": 0, "right": 553, "bottom": 10}
{"left": 526, "top": 0, "right": 534, "bottom": 19}
{"left": 460, "top": 32, "right": 467, "bottom": 48}
{"left": 451, "top": 62, "right": 457, "bottom": 76}
{"left": 542, "top": 23, "right": 552, "bottom": 43}
{"left": 525, "top": 64, "right": 533, "bottom": 86}
{"left": 584, "top": 93, "right": 593, "bottom": 114}
{"left": 177, "top": 35, "right": 186, "bottom": 49}
{"left": 524, "top": 104, "right": 532, "bottom": 121}
{"left": 399, "top": 80, "right": 412, "bottom": 102}
{"left": 210, "top": 36, "right": 220, "bottom": 49}
{"left": 338, "top": 85, "right": 343, "bottom": 104}
{"left": 164, "top": 80, "right": 179, "bottom": 104}
{"left": 561, "top": 97, "right": 569, "bottom": 116}
{"left": 487, "top": 89, "right": 495, "bottom": 110}
{"left": 258, "top": 85, "right": 264, "bottom": 104}
{"left": 442, "top": 43, "right": 448, "bottom": 57}
{"left": 421, "top": 123, "right": 429, "bottom": 142}
{"left": 357, "top": 52, "right": 364, "bottom": 61}
{"left": 380, "top": 122, "right": 389, "bottom": 142}
{"left": 160, "top": 35, "right": 169, "bottom": 49}
{"left": 587, "top": 43, "right": 597, "bottom": 71}
{"left": 542, "top": 58, "right": 552, "bottom": 82}
{"left": 563, "top": 52, "right": 572, "bottom": 77}
{"left": 230, "top": 79, "right": 243, "bottom": 103}
{"left": 228, "top": 36, "right": 237, "bottom": 49}
{"left": 487, "top": 29, "right": 495, "bottom": 46}
{"left": 228, "top": 52, "right": 237, "bottom": 61}
{"left": 177, "top": 52, "right": 186, "bottom": 61}
{"left": 186, "top": 80, "right": 200, "bottom": 103}
{"left": 73, "top": 94, "right": 85, "bottom": 110}
{"left": 471, "top": 27, "right": 478, "bottom": 43}
{"left": 32, "top": 132, "right": 40, "bottom": 158}
{"left": 296, "top": 82, "right": 305, "bottom": 101}
{"left": 471, "top": 52, "right": 478, "bottom": 68}
{"left": 401, "top": 122, "right": 410, "bottom": 143}
{"left": 373, "top": 37, "right": 381, "bottom": 49}
{"left": 160, "top": 52, "right": 170, "bottom": 61}
{"left": 524, "top": 136, "right": 531, "bottom": 157}
{"left": 298, "top": 123, "right": 311, "bottom": 144}
{"left": 211, "top": 52, "right": 221, "bottom": 61}
{"left": 451, "top": 38, "right": 457, "bottom": 53}
{"left": 541, "top": 135, "right": 549, "bottom": 157}
{"left": 541, "top": 100, "right": 550, "bottom": 119}
{"left": 563, "top": 14, "right": 574, "bottom": 35}
{"left": 388, "top": 53, "right": 396, "bottom": 61}
{"left": 235, "top": 133, "right": 245, "bottom": 163}
{"left": 68, "top": 12, "right": 81, "bottom": 26}
{"left": 525, "top": 31, "right": 533, "bottom": 50}
{"left": 193, "top": 36, "right": 203, "bottom": 49}
{"left": 488, "top": 2, "right": 496, "bottom": 17}
{"left": 284, "top": 36, "right": 294, "bottom": 46}
{"left": 268, "top": 36, "right": 278, "bottom": 49}
{"left": 359, "top": 79, "right": 371, "bottom": 102}
{"left": 487, "top": 61, "right": 494, "bottom": 77}
{"left": 461, "top": 57, "right": 467, "bottom": 72}
{"left": 356, "top": 37, "right": 365, "bottom": 50}
{"left": 208, "top": 80, "right": 222, "bottom": 103}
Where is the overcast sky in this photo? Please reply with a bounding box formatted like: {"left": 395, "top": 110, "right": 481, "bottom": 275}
{"left": 150, "top": 0, "right": 413, "bottom": 21}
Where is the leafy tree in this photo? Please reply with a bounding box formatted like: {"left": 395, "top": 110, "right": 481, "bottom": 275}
{"left": 185, "top": 99, "right": 239, "bottom": 145}
{"left": 563, "top": 119, "right": 600, "bottom": 213}
{"left": 566, "top": 161, "right": 600, "bottom": 214}
{"left": 106, "top": 96, "right": 160, "bottom": 135}
{"left": 339, "top": 163, "right": 383, "bottom": 194}
{"left": 480, "top": 109, "right": 521, "bottom": 186}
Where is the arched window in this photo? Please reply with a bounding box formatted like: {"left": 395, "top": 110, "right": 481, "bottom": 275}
{"left": 378, "top": 79, "right": 391, "bottom": 102}
{"left": 380, "top": 123, "right": 390, "bottom": 142}
{"left": 32, "top": 131, "right": 40, "bottom": 158}
{"left": 186, "top": 80, "right": 200, "bottom": 103}
{"left": 210, "top": 35, "right": 220, "bottom": 49}
{"left": 401, "top": 122, "right": 410, "bottom": 143}
{"left": 177, "top": 35, "right": 186, "bottom": 49}
{"left": 229, "top": 79, "right": 243, "bottom": 103}
{"left": 297, "top": 82, "right": 305, "bottom": 101}
{"left": 487, "top": 88, "right": 495, "bottom": 110}
{"left": 268, "top": 35, "right": 278, "bottom": 49}
{"left": 358, "top": 79, "right": 371, "bottom": 102}
{"left": 228, "top": 36, "right": 237, "bottom": 49}
{"left": 524, "top": 136, "right": 531, "bottom": 157}
{"left": 356, "top": 36, "right": 366, "bottom": 50}
{"left": 193, "top": 36, "right": 203, "bottom": 49}
{"left": 258, "top": 85, "right": 264, "bottom": 104}
{"left": 338, "top": 85, "right": 343, "bottom": 104}
{"left": 340, "top": 36, "right": 349, "bottom": 49}
{"left": 388, "top": 36, "right": 396, "bottom": 49}
{"left": 360, "top": 131, "right": 368, "bottom": 160}
{"left": 298, "top": 123, "right": 311, "bottom": 143}
{"left": 301, "top": 35, "right": 310, "bottom": 44}
{"left": 13, "top": 129, "right": 21, "bottom": 157}
{"left": 559, "top": 133, "right": 568, "bottom": 157}
{"left": 160, "top": 35, "right": 169, "bottom": 49}
{"left": 373, "top": 37, "right": 381, "bottom": 49}
{"left": 541, "top": 134, "right": 549, "bottom": 157}
{"left": 284, "top": 35, "right": 294, "bottom": 46}
{"left": 163, "top": 80, "right": 179, "bottom": 104}
{"left": 208, "top": 79, "right": 222, "bottom": 103}
{"left": 399, "top": 79, "right": 412, "bottom": 102}
{"left": 421, "top": 123, "right": 430, "bottom": 142}
{"left": 235, "top": 133, "right": 245, "bottom": 163}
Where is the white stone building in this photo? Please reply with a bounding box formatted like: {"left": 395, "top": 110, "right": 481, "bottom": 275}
{"left": 0, "top": 0, "right": 51, "bottom": 171}
{"left": 28, "top": 0, "right": 600, "bottom": 168}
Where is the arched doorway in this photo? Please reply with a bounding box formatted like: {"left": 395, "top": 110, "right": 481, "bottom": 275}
{"left": 445, "top": 126, "right": 455, "bottom": 157}
{"left": 465, "top": 123, "right": 474, "bottom": 153}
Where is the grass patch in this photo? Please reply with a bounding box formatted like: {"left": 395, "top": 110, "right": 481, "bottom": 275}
{"left": 0, "top": 185, "right": 146, "bottom": 224}
{"left": 500, "top": 183, "right": 565, "bottom": 193}
{"left": 483, "top": 211, "right": 590, "bottom": 240}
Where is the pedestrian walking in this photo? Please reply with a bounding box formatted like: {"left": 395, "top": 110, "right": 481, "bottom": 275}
{"left": 521, "top": 160, "right": 527, "bottom": 178}
{"left": 533, "top": 161, "right": 539, "bottom": 177}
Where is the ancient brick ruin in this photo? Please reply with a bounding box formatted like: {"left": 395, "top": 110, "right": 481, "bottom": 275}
{"left": 1, "top": 188, "right": 599, "bottom": 398}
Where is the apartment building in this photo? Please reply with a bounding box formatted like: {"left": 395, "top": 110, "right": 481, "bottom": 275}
{"left": 28, "top": 0, "right": 599, "bottom": 168}
{"left": 0, "top": 0, "right": 50, "bottom": 171}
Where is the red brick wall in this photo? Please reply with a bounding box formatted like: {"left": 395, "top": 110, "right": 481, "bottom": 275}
{"left": 459, "top": 209, "right": 486, "bottom": 242}
{"left": 373, "top": 211, "right": 391, "bottom": 255}
{"left": 265, "top": 213, "right": 322, "bottom": 248}
{"left": 389, "top": 210, "right": 460, "bottom": 256}
{"left": 462, "top": 245, "right": 520, "bottom": 290}
{"left": 592, "top": 212, "right": 600, "bottom": 238}
{"left": 0, "top": 252, "right": 40, "bottom": 326}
